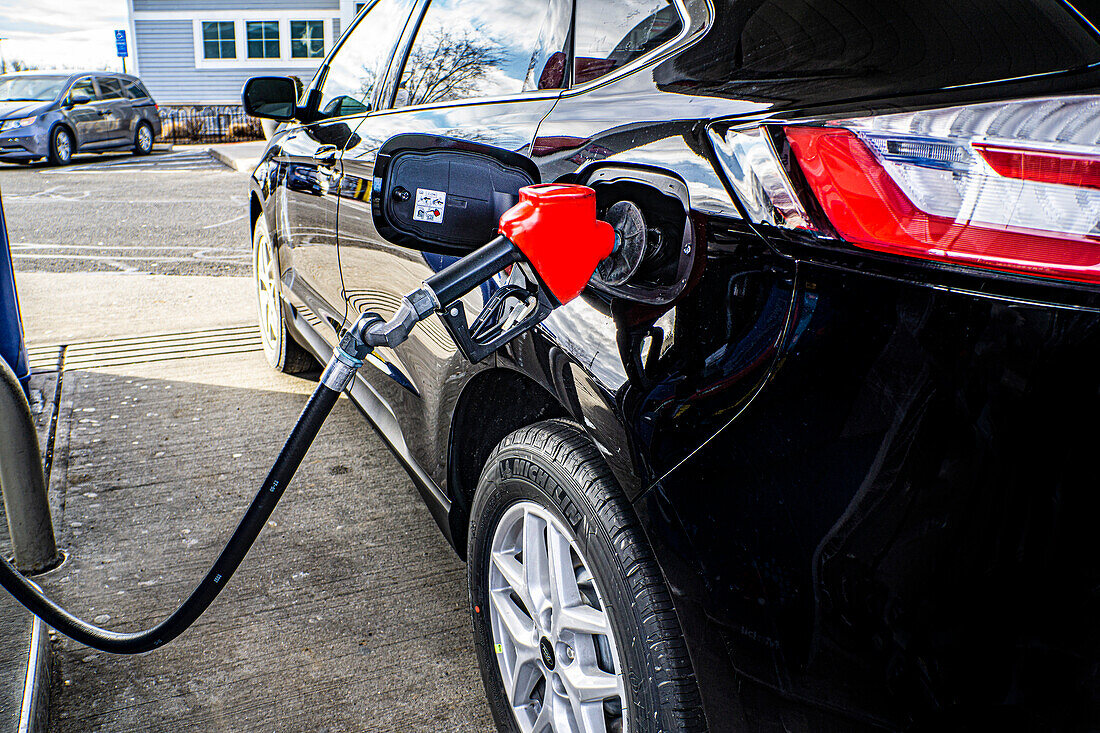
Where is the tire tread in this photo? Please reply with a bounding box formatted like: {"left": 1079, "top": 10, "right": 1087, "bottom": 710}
{"left": 482, "top": 419, "right": 707, "bottom": 732}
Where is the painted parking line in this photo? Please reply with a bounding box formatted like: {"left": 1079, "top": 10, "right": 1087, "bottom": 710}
{"left": 9, "top": 242, "right": 249, "bottom": 271}
{"left": 64, "top": 151, "right": 228, "bottom": 173}
{"left": 10, "top": 252, "right": 248, "bottom": 262}
{"left": 11, "top": 243, "right": 246, "bottom": 252}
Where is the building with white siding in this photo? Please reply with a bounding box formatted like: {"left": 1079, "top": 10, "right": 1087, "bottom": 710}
{"left": 125, "top": 0, "right": 364, "bottom": 105}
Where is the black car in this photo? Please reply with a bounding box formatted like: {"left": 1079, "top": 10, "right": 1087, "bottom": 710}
{"left": 244, "top": 0, "right": 1100, "bottom": 730}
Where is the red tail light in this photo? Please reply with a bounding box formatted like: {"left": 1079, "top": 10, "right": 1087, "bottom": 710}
{"left": 973, "top": 144, "right": 1100, "bottom": 191}
{"left": 708, "top": 97, "right": 1100, "bottom": 285}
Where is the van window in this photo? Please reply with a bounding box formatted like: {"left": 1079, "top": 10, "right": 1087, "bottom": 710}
{"left": 122, "top": 80, "right": 151, "bottom": 100}
{"left": 69, "top": 77, "right": 98, "bottom": 102}
{"left": 98, "top": 78, "right": 126, "bottom": 100}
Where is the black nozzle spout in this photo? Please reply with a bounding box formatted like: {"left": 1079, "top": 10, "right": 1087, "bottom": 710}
{"left": 424, "top": 235, "right": 522, "bottom": 308}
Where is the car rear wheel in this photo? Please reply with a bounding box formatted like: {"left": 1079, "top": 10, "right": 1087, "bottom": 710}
{"left": 47, "top": 126, "right": 72, "bottom": 166}
{"left": 468, "top": 420, "right": 706, "bottom": 733}
{"left": 133, "top": 122, "right": 154, "bottom": 156}
{"left": 253, "top": 216, "right": 313, "bottom": 374}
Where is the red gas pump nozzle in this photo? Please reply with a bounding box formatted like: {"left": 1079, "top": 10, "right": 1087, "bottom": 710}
{"left": 331, "top": 184, "right": 615, "bottom": 371}
{"left": 497, "top": 184, "right": 616, "bottom": 305}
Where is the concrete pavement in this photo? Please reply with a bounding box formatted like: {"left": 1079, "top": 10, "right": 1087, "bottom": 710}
{"left": 17, "top": 272, "right": 493, "bottom": 732}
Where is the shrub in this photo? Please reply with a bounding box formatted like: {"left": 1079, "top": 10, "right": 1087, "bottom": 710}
{"left": 162, "top": 117, "right": 206, "bottom": 142}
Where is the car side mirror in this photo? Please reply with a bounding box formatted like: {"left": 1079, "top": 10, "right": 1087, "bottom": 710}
{"left": 242, "top": 76, "right": 299, "bottom": 121}
{"left": 67, "top": 92, "right": 91, "bottom": 107}
{"left": 371, "top": 134, "right": 540, "bottom": 254}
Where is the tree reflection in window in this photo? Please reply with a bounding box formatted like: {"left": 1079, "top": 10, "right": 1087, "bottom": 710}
{"left": 396, "top": 26, "right": 504, "bottom": 107}
{"left": 393, "top": 0, "right": 557, "bottom": 108}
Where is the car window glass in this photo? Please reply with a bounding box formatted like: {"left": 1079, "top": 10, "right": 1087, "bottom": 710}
{"left": 122, "top": 80, "right": 151, "bottom": 100}
{"left": 0, "top": 76, "right": 68, "bottom": 102}
{"left": 573, "top": 0, "right": 682, "bottom": 85}
{"left": 98, "top": 78, "right": 126, "bottom": 100}
{"left": 392, "top": 0, "right": 557, "bottom": 109}
{"left": 69, "top": 78, "right": 98, "bottom": 102}
{"left": 317, "top": 0, "right": 416, "bottom": 119}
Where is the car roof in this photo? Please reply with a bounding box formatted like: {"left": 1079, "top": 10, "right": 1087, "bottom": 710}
{"left": 0, "top": 71, "right": 75, "bottom": 79}
{"left": 0, "top": 71, "right": 141, "bottom": 82}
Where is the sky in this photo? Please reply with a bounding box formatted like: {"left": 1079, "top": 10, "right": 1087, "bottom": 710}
{"left": 1, "top": 0, "right": 129, "bottom": 73}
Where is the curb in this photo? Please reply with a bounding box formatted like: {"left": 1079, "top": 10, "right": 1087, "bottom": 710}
{"left": 206, "top": 147, "right": 259, "bottom": 175}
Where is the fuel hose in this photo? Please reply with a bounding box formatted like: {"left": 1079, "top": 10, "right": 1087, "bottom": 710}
{"left": 0, "top": 381, "right": 342, "bottom": 654}
{"left": 0, "top": 229, "right": 535, "bottom": 654}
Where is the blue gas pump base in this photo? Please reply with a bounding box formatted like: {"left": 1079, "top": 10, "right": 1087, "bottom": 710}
{"left": 0, "top": 189, "right": 31, "bottom": 397}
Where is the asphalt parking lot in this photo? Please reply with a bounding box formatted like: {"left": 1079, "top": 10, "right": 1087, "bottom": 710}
{"left": 2, "top": 149, "right": 495, "bottom": 731}
{"left": 1, "top": 150, "right": 249, "bottom": 276}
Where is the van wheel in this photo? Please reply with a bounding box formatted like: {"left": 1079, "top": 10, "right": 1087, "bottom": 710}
{"left": 47, "top": 127, "right": 73, "bottom": 166}
{"left": 468, "top": 420, "right": 706, "bottom": 733}
{"left": 133, "top": 122, "right": 154, "bottom": 155}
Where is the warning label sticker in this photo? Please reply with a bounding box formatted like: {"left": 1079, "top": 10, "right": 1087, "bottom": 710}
{"left": 413, "top": 188, "right": 446, "bottom": 224}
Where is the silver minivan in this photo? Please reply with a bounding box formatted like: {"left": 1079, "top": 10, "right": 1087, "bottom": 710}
{"left": 0, "top": 71, "right": 162, "bottom": 165}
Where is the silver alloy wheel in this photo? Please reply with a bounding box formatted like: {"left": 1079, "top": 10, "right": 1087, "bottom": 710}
{"left": 137, "top": 124, "right": 153, "bottom": 152}
{"left": 55, "top": 129, "right": 71, "bottom": 162}
{"left": 253, "top": 223, "right": 283, "bottom": 365}
{"left": 488, "top": 501, "right": 627, "bottom": 733}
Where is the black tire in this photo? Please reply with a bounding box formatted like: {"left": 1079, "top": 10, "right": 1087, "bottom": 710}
{"left": 47, "top": 126, "right": 73, "bottom": 166}
{"left": 133, "top": 121, "right": 154, "bottom": 155}
{"left": 253, "top": 216, "right": 314, "bottom": 374}
{"left": 468, "top": 419, "right": 706, "bottom": 733}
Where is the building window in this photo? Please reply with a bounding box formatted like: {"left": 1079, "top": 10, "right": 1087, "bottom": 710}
{"left": 290, "top": 20, "right": 325, "bottom": 58}
{"left": 247, "top": 21, "right": 280, "bottom": 59}
{"left": 202, "top": 21, "right": 236, "bottom": 59}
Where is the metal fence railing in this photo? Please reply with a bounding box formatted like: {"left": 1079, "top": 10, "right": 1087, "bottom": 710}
{"left": 158, "top": 107, "right": 265, "bottom": 145}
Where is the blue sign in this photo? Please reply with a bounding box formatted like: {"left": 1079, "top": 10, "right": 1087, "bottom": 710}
{"left": 115, "top": 30, "right": 127, "bottom": 58}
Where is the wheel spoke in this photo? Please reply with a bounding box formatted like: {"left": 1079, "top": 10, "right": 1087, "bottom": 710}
{"left": 546, "top": 524, "right": 582, "bottom": 611}
{"left": 531, "top": 698, "right": 554, "bottom": 732}
{"left": 557, "top": 604, "right": 611, "bottom": 637}
{"left": 490, "top": 588, "right": 536, "bottom": 652}
{"left": 574, "top": 702, "right": 607, "bottom": 733}
{"left": 564, "top": 664, "right": 621, "bottom": 704}
{"left": 550, "top": 686, "right": 579, "bottom": 733}
{"left": 506, "top": 653, "right": 543, "bottom": 708}
{"left": 492, "top": 550, "right": 532, "bottom": 610}
{"left": 522, "top": 509, "right": 551, "bottom": 617}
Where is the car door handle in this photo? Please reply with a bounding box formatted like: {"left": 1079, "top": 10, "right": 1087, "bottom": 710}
{"left": 313, "top": 145, "right": 339, "bottom": 166}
